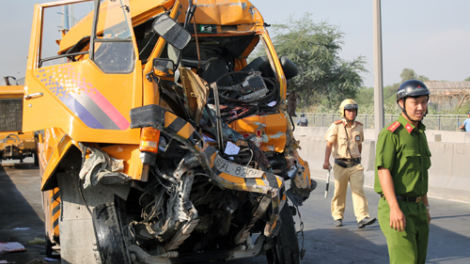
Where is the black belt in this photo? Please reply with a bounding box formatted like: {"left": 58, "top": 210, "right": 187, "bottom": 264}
{"left": 334, "top": 158, "right": 361, "bottom": 168}
{"left": 337, "top": 158, "right": 361, "bottom": 162}
{"left": 381, "top": 195, "right": 423, "bottom": 203}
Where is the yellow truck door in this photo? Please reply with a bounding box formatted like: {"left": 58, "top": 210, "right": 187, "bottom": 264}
{"left": 23, "top": 0, "right": 142, "bottom": 144}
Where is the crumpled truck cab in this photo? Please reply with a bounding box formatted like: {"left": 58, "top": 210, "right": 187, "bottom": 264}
{"left": 23, "top": 0, "right": 315, "bottom": 263}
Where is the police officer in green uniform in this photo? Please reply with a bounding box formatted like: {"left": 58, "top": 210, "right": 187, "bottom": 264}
{"left": 375, "top": 79, "right": 432, "bottom": 264}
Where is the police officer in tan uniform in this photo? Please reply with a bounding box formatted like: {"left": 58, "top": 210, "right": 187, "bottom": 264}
{"left": 323, "top": 99, "right": 376, "bottom": 228}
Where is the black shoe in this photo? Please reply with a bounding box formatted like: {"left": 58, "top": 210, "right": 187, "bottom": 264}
{"left": 357, "top": 217, "right": 376, "bottom": 228}
{"left": 334, "top": 219, "right": 343, "bottom": 227}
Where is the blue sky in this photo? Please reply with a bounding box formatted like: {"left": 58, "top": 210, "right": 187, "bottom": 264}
{"left": 254, "top": 0, "right": 470, "bottom": 87}
{"left": 1, "top": 0, "right": 470, "bottom": 87}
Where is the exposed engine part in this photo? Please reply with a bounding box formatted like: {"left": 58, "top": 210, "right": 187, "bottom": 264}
{"left": 132, "top": 167, "right": 200, "bottom": 251}
{"left": 129, "top": 104, "right": 290, "bottom": 252}
{"left": 234, "top": 194, "right": 271, "bottom": 245}
{"left": 287, "top": 165, "right": 299, "bottom": 179}
{"left": 210, "top": 71, "right": 278, "bottom": 104}
{"left": 128, "top": 244, "right": 178, "bottom": 263}
{"left": 164, "top": 214, "right": 199, "bottom": 251}
{"left": 287, "top": 170, "right": 317, "bottom": 207}
{"left": 173, "top": 154, "right": 200, "bottom": 180}
{"left": 128, "top": 236, "right": 267, "bottom": 264}
{"left": 237, "top": 72, "right": 269, "bottom": 100}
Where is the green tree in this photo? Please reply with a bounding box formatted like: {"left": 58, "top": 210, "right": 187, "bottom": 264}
{"left": 400, "top": 68, "right": 429, "bottom": 82}
{"left": 355, "top": 86, "right": 374, "bottom": 106}
{"left": 464, "top": 77, "right": 470, "bottom": 82}
{"left": 270, "top": 13, "right": 367, "bottom": 108}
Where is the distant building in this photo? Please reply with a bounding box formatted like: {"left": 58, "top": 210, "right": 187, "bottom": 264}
{"left": 424, "top": 81, "right": 470, "bottom": 111}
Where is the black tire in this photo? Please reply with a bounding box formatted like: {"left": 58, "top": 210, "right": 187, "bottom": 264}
{"left": 34, "top": 153, "right": 39, "bottom": 166}
{"left": 266, "top": 205, "right": 300, "bottom": 264}
{"left": 57, "top": 171, "right": 123, "bottom": 263}
{"left": 92, "top": 202, "right": 130, "bottom": 264}
{"left": 45, "top": 235, "right": 60, "bottom": 260}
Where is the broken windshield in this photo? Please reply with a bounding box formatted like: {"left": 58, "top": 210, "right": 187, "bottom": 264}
{"left": 93, "top": 0, "right": 136, "bottom": 73}
{"left": 98, "top": 0, "right": 133, "bottom": 40}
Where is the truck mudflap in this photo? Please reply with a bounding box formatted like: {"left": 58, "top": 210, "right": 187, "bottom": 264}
{"left": 130, "top": 104, "right": 286, "bottom": 237}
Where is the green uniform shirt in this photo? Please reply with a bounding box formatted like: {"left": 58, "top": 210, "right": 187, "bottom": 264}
{"left": 374, "top": 114, "right": 431, "bottom": 197}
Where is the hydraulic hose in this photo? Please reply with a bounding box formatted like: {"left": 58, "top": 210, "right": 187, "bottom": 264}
{"left": 0, "top": 134, "right": 20, "bottom": 143}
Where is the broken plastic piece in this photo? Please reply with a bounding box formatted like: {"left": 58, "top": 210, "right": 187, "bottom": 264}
{"left": 0, "top": 242, "right": 26, "bottom": 254}
{"left": 27, "top": 237, "right": 46, "bottom": 245}
{"left": 224, "top": 141, "right": 240, "bottom": 156}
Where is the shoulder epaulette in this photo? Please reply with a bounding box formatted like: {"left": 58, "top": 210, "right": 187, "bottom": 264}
{"left": 356, "top": 121, "right": 363, "bottom": 126}
{"left": 387, "top": 121, "right": 401, "bottom": 132}
{"left": 333, "top": 120, "right": 343, "bottom": 124}
{"left": 405, "top": 123, "right": 413, "bottom": 133}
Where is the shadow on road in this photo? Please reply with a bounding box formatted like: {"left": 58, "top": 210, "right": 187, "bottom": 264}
{"left": 300, "top": 227, "right": 389, "bottom": 264}
{"left": 227, "top": 221, "right": 470, "bottom": 264}
{"left": 0, "top": 164, "right": 46, "bottom": 263}
{"left": 431, "top": 214, "right": 470, "bottom": 220}
{"left": 227, "top": 227, "right": 389, "bottom": 264}
{"left": 427, "top": 223, "right": 470, "bottom": 264}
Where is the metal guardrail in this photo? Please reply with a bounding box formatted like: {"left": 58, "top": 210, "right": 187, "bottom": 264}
{"left": 297, "top": 113, "right": 468, "bottom": 131}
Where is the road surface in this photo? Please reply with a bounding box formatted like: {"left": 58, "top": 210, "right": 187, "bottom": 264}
{"left": 1, "top": 161, "right": 469, "bottom": 263}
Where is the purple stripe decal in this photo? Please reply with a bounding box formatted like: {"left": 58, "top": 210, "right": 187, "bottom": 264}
{"left": 37, "top": 66, "right": 131, "bottom": 130}
{"left": 83, "top": 88, "right": 130, "bottom": 130}
{"left": 56, "top": 87, "right": 105, "bottom": 129}
{"left": 72, "top": 91, "right": 120, "bottom": 130}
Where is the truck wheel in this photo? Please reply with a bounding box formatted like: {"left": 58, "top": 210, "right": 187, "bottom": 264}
{"left": 92, "top": 202, "right": 130, "bottom": 264}
{"left": 57, "top": 171, "right": 118, "bottom": 263}
{"left": 266, "top": 205, "right": 300, "bottom": 264}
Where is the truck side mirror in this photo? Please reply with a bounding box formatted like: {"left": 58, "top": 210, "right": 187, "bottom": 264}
{"left": 153, "top": 13, "right": 191, "bottom": 50}
{"left": 153, "top": 58, "right": 175, "bottom": 77}
{"left": 280, "top": 57, "right": 298, "bottom": 80}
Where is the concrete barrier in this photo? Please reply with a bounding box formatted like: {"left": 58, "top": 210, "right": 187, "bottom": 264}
{"left": 297, "top": 125, "right": 470, "bottom": 143}
{"left": 294, "top": 127, "right": 470, "bottom": 203}
{"left": 447, "top": 144, "right": 470, "bottom": 201}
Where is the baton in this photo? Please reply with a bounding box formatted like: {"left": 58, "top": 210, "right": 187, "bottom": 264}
{"left": 324, "top": 165, "right": 332, "bottom": 198}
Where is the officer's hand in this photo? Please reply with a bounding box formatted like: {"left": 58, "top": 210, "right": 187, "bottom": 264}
{"left": 389, "top": 206, "right": 406, "bottom": 232}
{"left": 323, "top": 162, "right": 331, "bottom": 170}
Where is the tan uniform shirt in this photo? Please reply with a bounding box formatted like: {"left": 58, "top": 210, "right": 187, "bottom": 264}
{"left": 324, "top": 119, "right": 364, "bottom": 159}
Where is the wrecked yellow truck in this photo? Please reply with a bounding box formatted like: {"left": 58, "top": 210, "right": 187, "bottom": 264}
{"left": 0, "top": 81, "right": 37, "bottom": 165}
{"left": 24, "top": 0, "right": 315, "bottom": 263}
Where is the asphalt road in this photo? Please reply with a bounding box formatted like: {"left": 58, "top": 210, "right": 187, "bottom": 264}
{"left": 230, "top": 178, "right": 470, "bottom": 264}
{"left": 1, "top": 161, "right": 469, "bottom": 264}
{"left": 0, "top": 159, "right": 47, "bottom": 264}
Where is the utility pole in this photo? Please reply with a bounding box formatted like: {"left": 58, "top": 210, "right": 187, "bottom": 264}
{"left": 69, "top": 5, "right": 75, "bottom": 28}
{"left": 63, "top": 5, "right": 70, "bottom": 30}
{"left": 373, "top": 0, "right": 385, "bottom": 140}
